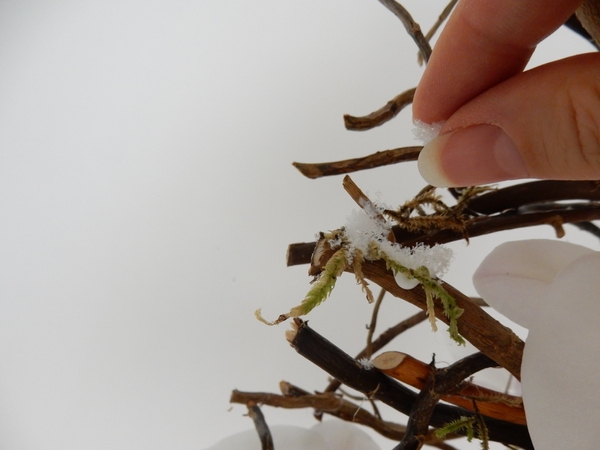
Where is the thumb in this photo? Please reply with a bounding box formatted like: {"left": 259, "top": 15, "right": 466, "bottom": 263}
{"left": 418, "top": 53, "right": 600, "bottom": 187}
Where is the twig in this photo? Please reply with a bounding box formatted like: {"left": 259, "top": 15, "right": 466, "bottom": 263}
{"left": 417, "top": 0, "right": 458, "bottom": 65}
{"left": 377, "top": 0, "right": 432, "bottom": 62}
{"left": 572, "top": 221, "right": 600, "bottom": 240}
{"left": 286, "top": 319, "right": 533, "bottom": 449}
{"left": 231, "top": 385, "right": 408, "bottom": 441}
{"left": 465, "top": 180, "right": 600, "bottom": 214}
{"left": 366, "top": 289, "right": 387, "bottom": 358}
{"left": 343, "top": 88, "right": 416, "bottom": 131}
{"left": 342, "top": 175, "right": 388, "bottom": 223}
{"left": 247, "top": 403, "right": 274, "bottom": 450}
{"left": 293, "top": 146, "right": 421, "bottom": 179}
{"left": 292, "top": 147, "right": 423, "bottom": 179}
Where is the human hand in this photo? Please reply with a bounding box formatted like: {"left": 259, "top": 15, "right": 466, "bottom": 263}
{"left": 413, "top": 0, "right": 600, "bottom": 187}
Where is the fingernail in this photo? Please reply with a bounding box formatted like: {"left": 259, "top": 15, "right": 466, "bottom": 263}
{"left": 418, "top": 124, "right": 528, "bottom": 187}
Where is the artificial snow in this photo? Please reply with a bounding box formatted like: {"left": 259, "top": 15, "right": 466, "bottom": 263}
{"left": 343, "top": 209, "right": 453, "bottom": 282}
{"left": 412, "top": 119, "right": 444, "bottom": 145}
{"left": 357, "top": 357, "right": 374, "bottom": 369}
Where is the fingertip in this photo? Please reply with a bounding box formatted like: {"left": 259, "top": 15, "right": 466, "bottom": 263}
{"left": 418, "top": 125, "right": 529, "bottom": 187}
{"left": 417, "top": 137, "right": 453, "bottom": 187}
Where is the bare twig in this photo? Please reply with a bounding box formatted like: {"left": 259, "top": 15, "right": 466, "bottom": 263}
{"left": 293, "top": 146, "right": 421, "bottom": 179}
{"left": 366, "top": 289, "right": 387, "bottom": 359}
{"left": 232, "top": 385, "right": 408, "bottom": 441}
{"left": 343, "top": 88, "right": 416, "bottom": 131}
{"left": 342, "top": 175, "right": 387, "bottom": 222}
{"left": 572, "top": 221, "right": 600, "bottom": 240}
{"left": 377, "top": 0, "right": 432, "bottom": 62}
{"left": 247, "top": 403, "right": 274, "bottom": 450}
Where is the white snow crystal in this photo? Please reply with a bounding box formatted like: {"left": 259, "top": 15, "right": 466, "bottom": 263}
{"left": 357, "top": 357, "right": 373, "bottom": 369}
{"left": 412, "top": 119, "right": 444, "bottom": 145}
{"left": 343, "top": 209, "right": 453, "bottom": 285}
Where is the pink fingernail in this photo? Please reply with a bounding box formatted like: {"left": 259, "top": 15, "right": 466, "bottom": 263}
{"left": 418, "top": 124, "right": 529, "bottom": 187}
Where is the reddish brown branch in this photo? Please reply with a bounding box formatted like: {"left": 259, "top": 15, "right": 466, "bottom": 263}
{"left": 344, "top": 88, "right": 416, "bottom": 131}
{"left": 373, "top": 352, "right": 526, "bottom": 424}
{"left": 292, "top": 146, "right": 421, "bottom": 179}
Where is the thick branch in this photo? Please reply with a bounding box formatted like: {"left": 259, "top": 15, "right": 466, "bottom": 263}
{"left": 358, "top": 260, "right": 524, "bottom": 380}
{"left": 343, "top": 88, "right": 416, "bottom": 131}
{"left": 465, "top": 180, "right": 600, "bottom": 214}
{"left": 287, "top": 319, "right": 533, "bottom": 449}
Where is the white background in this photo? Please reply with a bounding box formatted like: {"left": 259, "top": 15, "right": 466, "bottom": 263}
{"left": 0, "top": 1, "right": 595, "bottom": 449}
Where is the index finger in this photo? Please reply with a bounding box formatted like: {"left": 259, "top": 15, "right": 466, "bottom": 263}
{"left": 413, "top": 0, "right": 583, "bottom": 124}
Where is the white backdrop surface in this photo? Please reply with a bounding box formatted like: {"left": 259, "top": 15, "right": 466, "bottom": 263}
{"left": 0, "top": 1, "right": 595, "bottom": 449}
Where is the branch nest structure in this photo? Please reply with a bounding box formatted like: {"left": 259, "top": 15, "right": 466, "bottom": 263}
{"left": 230, "top": 1, "right": 600, "bottom": 449}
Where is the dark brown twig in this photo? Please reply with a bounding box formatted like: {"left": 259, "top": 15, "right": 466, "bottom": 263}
{"left": 377, "top": 0, "right": 432, "bottom": 62}
{"left": 572, "top": 221, "right": 600, "bottom": 240}
{"left": 394, "top": 358, "right": 439, "bottom": 450}
{"left": 247, "top": 404, "right": 274, "bottom": 450}
{"left": 292, "top": 146, "right": 421, "bottom": 179}
{"left": 343, "top": 88, "right": 416, "bottom": 131}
